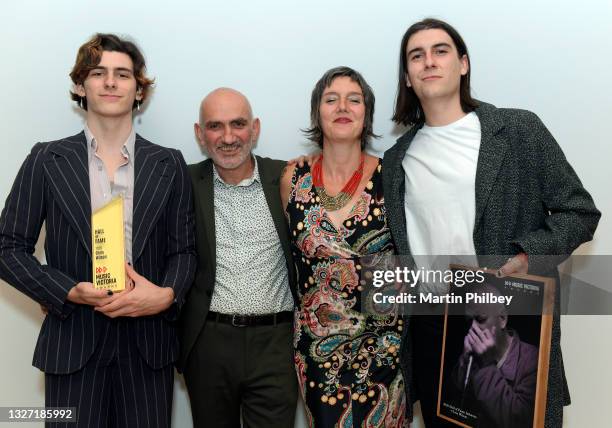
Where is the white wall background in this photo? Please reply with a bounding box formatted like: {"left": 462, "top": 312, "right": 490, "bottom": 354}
{"left": 1, "top": 1, "right": 610, "bottom": 426}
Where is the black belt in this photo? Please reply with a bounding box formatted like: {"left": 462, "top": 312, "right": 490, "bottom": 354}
{"left": 206, "top": 310, "right": 293, "bottom": 327}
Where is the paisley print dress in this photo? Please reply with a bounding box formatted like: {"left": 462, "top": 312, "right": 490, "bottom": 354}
{"left": 287, "top": 160, "right": 407, "bottom": 428}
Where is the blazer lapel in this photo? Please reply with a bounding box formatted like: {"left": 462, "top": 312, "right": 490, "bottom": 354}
{"left": 387, "top": 125, "right": 420, "bottom": 256}
{"left": 43, "top": 132, "right": 92, "bottom": 256}
{"left": 195, "top": 160, "right": 216, "bottom": 278}
{"left": 132, "top": 136, "right": 174, "bottom": 261}
{"left": 474, "top": 103, "right": 508, "bottom": 231}
{"left": 258, "top": 157, "right": 292, "bottom": 266}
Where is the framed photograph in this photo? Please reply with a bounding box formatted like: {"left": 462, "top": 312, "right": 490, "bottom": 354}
{"left": 436, "top": 265, "right": 555, "bottom": 428}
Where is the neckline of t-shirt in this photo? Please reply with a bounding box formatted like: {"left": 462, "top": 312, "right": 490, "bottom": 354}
{"left": 421, "top": 111, "right": 478, "bottom": 132}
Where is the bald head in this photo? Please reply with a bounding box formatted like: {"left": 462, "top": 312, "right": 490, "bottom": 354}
{"left": 194, "top": 87, "right": 260, "bottom": 184}
{"left": 199, "top": 87, "right": 253, "bottom": 125}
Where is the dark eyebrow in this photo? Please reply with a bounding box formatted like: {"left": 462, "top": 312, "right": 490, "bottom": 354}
{"left": 407, "top": 42, "right": 452, "bottom": 56}
{"left": 205, "top": 118, "right": 249, "bottom": 127}
{"left": 406, "top": 47, "right": 424, "bottom": 57}
{"left": 432, "top": 43, "right": 452, "bottom": 50}
{"left": 90, "top": 66, "right": 134, "bottom": 74}
{"left": 322, "top": 91, "right": 363, "bottom": 97}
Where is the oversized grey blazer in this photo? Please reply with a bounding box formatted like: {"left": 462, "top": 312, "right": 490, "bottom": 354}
{"left": 0, "top": 132, "right": 197, "bottom": 374}
{"left": 382, "top": 101, "right": 601, "bottom": 426}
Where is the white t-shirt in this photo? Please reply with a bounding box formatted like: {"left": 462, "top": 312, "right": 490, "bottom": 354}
{"left": 402, "top": 112, "right": 481, "bottom": 289}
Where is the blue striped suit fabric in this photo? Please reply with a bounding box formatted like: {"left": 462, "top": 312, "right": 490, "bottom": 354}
{"left": 0, "top": 130, "right": 196, "bottom": 374}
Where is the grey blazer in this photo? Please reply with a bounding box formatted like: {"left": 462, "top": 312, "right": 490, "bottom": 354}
{"left": 382, "top": 101, "right": 600, "bottom": 425}
{"left": 0, "top": 132, "right": 197, "bottom": 374}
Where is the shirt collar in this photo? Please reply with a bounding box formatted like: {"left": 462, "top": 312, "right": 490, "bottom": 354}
{"left": 85, "top": 123, "right": 136, "bottom": 162}
{"left": 213, "top": 155, "right": 260, "bottom": 187}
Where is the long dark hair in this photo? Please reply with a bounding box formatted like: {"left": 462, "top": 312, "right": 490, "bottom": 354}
{"left": 392, "top": 18, "right": 477, "bottom": 126}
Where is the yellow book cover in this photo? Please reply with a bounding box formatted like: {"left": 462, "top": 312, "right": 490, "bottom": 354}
{"left": 92, "top": 197, "right": 125, "bottom": 291}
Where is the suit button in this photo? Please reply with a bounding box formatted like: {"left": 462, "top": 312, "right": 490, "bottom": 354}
{"left": 205, "top": 290, "right": 212, "bottom": 297}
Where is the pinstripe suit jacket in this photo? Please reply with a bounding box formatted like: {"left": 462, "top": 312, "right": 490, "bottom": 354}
{"left": 382, "top": 101, "right": 601, "bottom": 423}
{"left": 0, "top": 131, "right": 197, "bottom": 374}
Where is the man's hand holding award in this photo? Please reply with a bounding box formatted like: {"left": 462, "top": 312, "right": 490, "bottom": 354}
{"left": 66, "top": 196, "right": 126, "bottom": 306}
{"left": 95, "top": 264, "right": 174, "bottom": 318}
{"left": 66, "top": 196, "right": 174, "bottom": 315}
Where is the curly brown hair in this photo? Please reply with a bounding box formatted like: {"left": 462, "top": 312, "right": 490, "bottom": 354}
{"left": 69, "top": 33, "right": 154, "bottom": 110}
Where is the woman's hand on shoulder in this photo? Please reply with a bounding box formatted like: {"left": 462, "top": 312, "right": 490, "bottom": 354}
{"left": 287, "top": 152, "right": 321, "bottom": 168}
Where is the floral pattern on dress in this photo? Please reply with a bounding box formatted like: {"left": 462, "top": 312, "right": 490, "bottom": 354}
{"left": 292, "top": 171, "right": 314, "bottom": 203}
{"left": 287, "top": 159, "right": 407, "bottom": 428}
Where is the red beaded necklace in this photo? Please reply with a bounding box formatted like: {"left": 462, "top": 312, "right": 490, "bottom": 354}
{"left": 311, "top": 153, "right": 365, "bottom": 211}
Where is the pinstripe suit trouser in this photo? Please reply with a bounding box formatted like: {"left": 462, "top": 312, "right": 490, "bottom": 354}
{"left": 45, "top": 318, "right": 174, "bottom": 428}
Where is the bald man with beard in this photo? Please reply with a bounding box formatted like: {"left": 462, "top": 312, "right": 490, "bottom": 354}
{"left": 177, "top": 88, "right": 298, "bottom": 428}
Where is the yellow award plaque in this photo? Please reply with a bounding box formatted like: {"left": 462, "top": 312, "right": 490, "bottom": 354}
{"left": 92, "top": 197, "right": 125, "bottom": 291}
